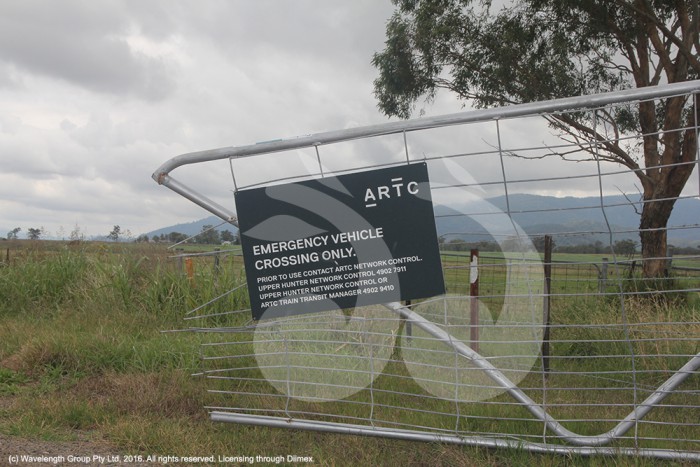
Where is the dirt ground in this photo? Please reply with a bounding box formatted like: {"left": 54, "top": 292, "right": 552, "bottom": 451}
{"left": 0, "top": 433, "right": 126, "bottom": 466}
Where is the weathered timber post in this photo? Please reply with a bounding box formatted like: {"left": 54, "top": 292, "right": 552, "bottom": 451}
{"left": 543, "top": 236, "right": 553, "bottom": 375}
{"left": 213, "top": 248, "right": 221, "bottom": 277}
{"left": 470, "top": 249, "right": 479, "bottom": 352}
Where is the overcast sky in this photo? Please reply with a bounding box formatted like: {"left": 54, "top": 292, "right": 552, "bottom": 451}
{"left": 2, "top": 1, "right": 697, "bottom": 240}
{"left": 1, "top": 0, "right": 412, "bottom": 238}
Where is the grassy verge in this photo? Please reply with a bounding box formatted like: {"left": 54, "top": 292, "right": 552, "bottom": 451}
{"left": 0, "top": 240, "right": 697, "bottom": 465}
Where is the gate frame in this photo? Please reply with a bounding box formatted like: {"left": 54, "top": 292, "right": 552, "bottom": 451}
{"left": 153, "top": 80, "right": 700, "bottom": 461}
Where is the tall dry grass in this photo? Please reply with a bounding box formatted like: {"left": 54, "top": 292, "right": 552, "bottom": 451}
{"left": 0, "top": 241, "right": 697, "bottom": 464}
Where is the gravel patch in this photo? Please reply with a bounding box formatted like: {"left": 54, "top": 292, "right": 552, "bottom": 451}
{"left": 0, "top": 433, "right": 126, "bottom": 466}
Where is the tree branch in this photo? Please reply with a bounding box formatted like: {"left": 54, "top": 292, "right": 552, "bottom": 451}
{"left": 621, "top": 0, "right": 700, "bottom": 74}
{"left": 548, "top": 113, "right": 642, "bottom": 171}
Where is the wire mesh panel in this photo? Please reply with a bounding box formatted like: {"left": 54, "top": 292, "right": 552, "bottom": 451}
{"left": 154, "top": 81, "right": 700, "bottom": 461}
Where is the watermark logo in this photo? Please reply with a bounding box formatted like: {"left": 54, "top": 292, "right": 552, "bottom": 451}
{"left": 247, "top": 158, "right": 544, "bottom": 402}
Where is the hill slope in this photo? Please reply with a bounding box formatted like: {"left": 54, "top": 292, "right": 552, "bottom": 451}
{"left": 147, "top": 194, "right": 700, "bottom": 246}
{"left": 145, "top": 216, "right": 238, "bottom": 240}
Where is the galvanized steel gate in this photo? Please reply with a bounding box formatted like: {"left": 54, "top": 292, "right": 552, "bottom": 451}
{"left": 153, "top": 81, "right": 700, "bottom": 461}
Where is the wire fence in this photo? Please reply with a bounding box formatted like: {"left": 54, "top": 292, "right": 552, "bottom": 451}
{"left": 155, "top": 81, "right": 700, "bottom": 461}
{"left": 443, "top": 251, "right": 700, "bottom": 297}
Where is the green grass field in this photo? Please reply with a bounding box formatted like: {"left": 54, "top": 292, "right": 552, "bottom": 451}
{"left": 0, "top": 240, "right": 698, "bottom": 465}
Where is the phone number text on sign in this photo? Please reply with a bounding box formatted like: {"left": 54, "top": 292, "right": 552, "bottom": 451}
{"left": 236, "top": 163, "right": 445, "bottom": 320}
{"left": 256, "top": 255, "right": 423, "bottom": 308}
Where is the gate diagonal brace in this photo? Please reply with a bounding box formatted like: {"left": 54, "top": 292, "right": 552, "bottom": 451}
{"left": 382, "top": 301, "right": 700, "bottom": 448}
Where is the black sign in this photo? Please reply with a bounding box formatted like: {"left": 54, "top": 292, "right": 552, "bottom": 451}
{"left": 236, "top": 163, "right": 445, "bottom": 320}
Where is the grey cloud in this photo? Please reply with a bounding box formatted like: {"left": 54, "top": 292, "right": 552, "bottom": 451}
{"left": 167, "top": 0, "right": 394, "bottom": 69}
{"left": 0, "top": 1, "right": 176, "bottom": 100}
{"left": 0, "top": 62, "right": 23, "bottom": 90}
{"left": 0, "top": 1, "right": 406, "bottom": 238}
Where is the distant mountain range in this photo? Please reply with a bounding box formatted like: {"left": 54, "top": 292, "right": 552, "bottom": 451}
{"left": 145, "top": 217, "right": 238, "bottom": 240}
{"left": 435, "top": 194, "right": 700, "bottom": 246}
{"left": 145, "top": 194, "right": 700, "bottom": 247}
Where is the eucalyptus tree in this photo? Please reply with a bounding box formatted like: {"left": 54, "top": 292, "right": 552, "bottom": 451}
{"left": 373, "top": 0, "right": 699, "bottom": 277}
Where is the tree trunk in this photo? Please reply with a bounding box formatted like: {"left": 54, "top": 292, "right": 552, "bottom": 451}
{"left": 638, "top": 196, "right": 675, "bottom": 278}
{"left": 636, "top": 94, "right": 697, "bottom": 280}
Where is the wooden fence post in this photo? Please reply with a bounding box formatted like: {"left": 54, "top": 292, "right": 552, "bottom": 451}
{"left": 543, "top": 235, "right": 553, "bottom": 375}
{"left": 599, "top": 257, "right": 608, "bottom": 292}
{"left": 213, "top": 248, "right": 221, "bottom": 277}
{"left": 405, "top": 299, "right": 412, "bottom": 343}
{"left": 470, "top": 249, "right": 479, "bottom": 352}
{"left": 176, "top": 248, "right": 184, "bottom": 272}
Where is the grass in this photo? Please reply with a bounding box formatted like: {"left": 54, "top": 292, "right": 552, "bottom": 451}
{"left": 0, "top": 240, "right": 698, "bottom": 465}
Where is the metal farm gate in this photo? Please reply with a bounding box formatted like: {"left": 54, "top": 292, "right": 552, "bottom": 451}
{"left": 153, "top": 81, "right": 700, "bottom": 461}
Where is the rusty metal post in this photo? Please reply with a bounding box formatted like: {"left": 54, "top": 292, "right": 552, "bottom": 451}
{"left": 470, "top": 249, "right": 479, "bottom": 352}
{"left": 185, "top": 257, "right": 195, "bottom": 284}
